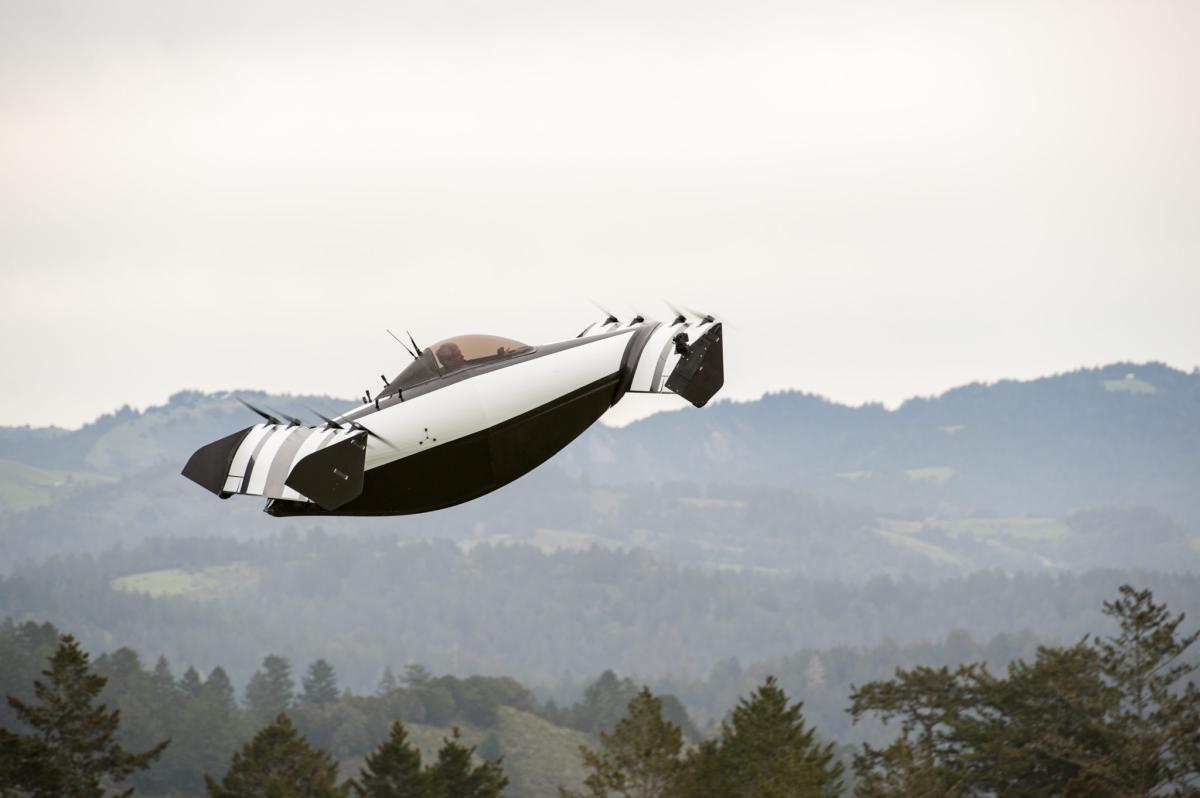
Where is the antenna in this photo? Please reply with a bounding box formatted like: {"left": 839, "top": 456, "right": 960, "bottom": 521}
{"left": 406, "top": 331, "right": 421, "bottom": 353}
{"left": 386, "top": 329, "right": 417, "bottom": 360}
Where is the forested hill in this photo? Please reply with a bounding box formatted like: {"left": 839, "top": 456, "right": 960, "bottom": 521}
{"left": 563, "top": 362, "right": 1200, "bottom": 522}
{"left": 2, "top": 363, "right": 1197, "bottom": 523}
{"left": 0, "top": 363, "right": 1198, "bottom": 576}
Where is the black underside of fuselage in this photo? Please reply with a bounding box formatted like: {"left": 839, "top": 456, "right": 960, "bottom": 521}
{"left": 265, "top": 373, "right": 619, "bottom": 517}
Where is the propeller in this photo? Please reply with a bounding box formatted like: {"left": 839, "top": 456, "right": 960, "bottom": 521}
{"left": 589, "top": 299, "right": 619, "bottom": 325}
{"left": 237, "top": 397, "right": 281, "bottom": 426}
{"left": 663, "top": 300, "right": 688, "bottom": 325}
{"left": 265, "top": 405, "right": 303, "bottom": 427}
{"left": 665, "top": 301, "right": 731, "bottom": 328}
{"left": 680, "top": 304, "right": 716, "bottom": 324}
{"left": 305, "top": 406, "right": 344, "bottom": 430}
{"left": 350, "top": 420, "right": 397, "bottom": 450}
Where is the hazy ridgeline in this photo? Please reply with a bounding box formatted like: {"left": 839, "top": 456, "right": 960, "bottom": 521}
{"left": 1, "top": 362, "right": 1199, "bottom": 795}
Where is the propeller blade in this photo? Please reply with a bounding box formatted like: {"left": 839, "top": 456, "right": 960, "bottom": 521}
{"left": 682, "top": 304, "right": 737, "bottom": 329}
{"left": 351, "top": 421, "right": 397, "bottom": 450}
{"left": 663, "top": 300, "right": 687, "bottom": 325}
{"left": 681, "top": 305, "right": 716, "bottom": 324}
{"left": 237, "top": 397, "right": 281, "bottom": 426}
{"left": 588, "top": 299, "right": 619, "bottom": 324}
{"left": 264, "top": 404, "right": 302, "bottom": 426}
{"left": 305, "top": 405, "right": 343, "bottom": 430}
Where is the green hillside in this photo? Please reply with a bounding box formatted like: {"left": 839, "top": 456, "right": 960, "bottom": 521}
{"left": 0, "top": 458, "right": 113, "bottom": 512}
{"left": 378, "top": 708, "right": 590, "bottom": 798}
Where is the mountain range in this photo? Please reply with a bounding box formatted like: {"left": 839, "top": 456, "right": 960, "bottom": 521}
{"left": 0, "top": 362, "right": 1196, "bottom": 578}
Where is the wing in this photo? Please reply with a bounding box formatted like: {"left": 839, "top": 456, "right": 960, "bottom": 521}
{"left": 182, "top": 424, "right": 368, "bottom": 510}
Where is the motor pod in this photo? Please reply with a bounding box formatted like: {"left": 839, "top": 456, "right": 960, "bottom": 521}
{"left": 665, "top": 322, "right": 724, "bottom": 407}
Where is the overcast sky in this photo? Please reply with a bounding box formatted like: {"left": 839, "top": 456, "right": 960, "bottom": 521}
{"left": 2, "top": 0, "right": 1197, "bottom": 429}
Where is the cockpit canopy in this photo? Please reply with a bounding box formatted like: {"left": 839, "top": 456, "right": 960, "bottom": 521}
{"left": 430, "top": 334, "right": 531, "bottom": 371}
{"left": 381, "top": 334, "right": 533, "bottom": 397}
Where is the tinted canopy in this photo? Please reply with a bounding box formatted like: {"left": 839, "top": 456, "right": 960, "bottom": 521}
{"left": 430, "top": 334, "right": 531, "bottom": 372}
{"left": 382, "top": 333, "right": 532, "bottom": 396}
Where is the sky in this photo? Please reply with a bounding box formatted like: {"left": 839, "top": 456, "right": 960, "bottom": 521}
{"left": 1, "top": 0, "right": 1198, "bottom": 429}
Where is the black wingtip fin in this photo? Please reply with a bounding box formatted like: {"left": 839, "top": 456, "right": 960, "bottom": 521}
{"left": 182, "top": 426, "right": 256, "bottom": 496}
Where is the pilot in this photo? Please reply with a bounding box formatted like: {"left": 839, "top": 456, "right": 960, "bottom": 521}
{"left": 437, "top": 342, "right": 467, "bottom": 370}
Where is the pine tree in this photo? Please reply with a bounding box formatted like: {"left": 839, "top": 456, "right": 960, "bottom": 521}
{"left": 561, "top": 687, "right": 684, "bottom": 798}
{"left": 203, "top": 667, "right": 238, "bottom": 714}
{"left": 163, "top": 665, "right": 244, "bottom": 795}
{"left": 204, "top": 713, "right": 348, "bottom": 798}
{"left": 0, "top": 634, "right": 168, "bottom": 798}
{"left": 849, "top": 585, "right": 1200, "bottom": 796}
{"left": 963, "top": 642, "right": 1113, "bottom": 797}
{"left": 402, "top": 665, "right": 432, "bottom": 689}
{"left": 1094, "top": 585, "right": 1200, "bottom": 795}
{"left": 151, "top": 656, "right": 176, "bottom": 693}
{"left": 849, "top": 665, "right": 975, "bottom": 797}
{"left": 682, "top": 676, "right": 843, "bottom": 798}
{"left": 179, "top": 666, "right": 204, "bottom": 700}
{"left": 572, "top": 670, "right": 638, "bottom": 734}
{"left": 303, "top": 660, "right": 341, "bottom": 706}
{"left": 245, "top": 654, "right": 295, "bottom": 726}
{"left": 376, "top": 668, "right": 400, "bottom": 697}
{"left": 428, "top": 728, "right": 507, "bottom": 798}
{"left": 351, "top": 721, "right": 428, "bottom": 798}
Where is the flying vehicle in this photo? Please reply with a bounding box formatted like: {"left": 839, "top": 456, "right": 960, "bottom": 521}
{"left": 182, "top": 311, "right": 723, "bottom": 517}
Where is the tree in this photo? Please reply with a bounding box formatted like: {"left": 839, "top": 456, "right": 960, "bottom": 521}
{"left": 179, "top": 667, "right": 204, "bottom": 700}
{"left": 964, "top": 643, "right": 1114, "bottom": 797}
{"left": 562, "top": 687, "right": 684, "bottom": 798}
{"left": 203, "top": 667, "right": 238, "bottom": 714}
{"left": 850, "top": 585, "right": 1200, "bottom": 797}
{"left": 849, "top": 665, "right": 975, "bottom": 797}
{"left": 0, "top": 635, "right": 167, "bottom": 798}
{"left": 303, "top": 660, "right": 341, "bottom": 706}
{"left": 151, "top": 656, "right": 177, "bottom": 694}
{"left": 1093, "top": 585, "right": 1200, "bottom": 795}
{"left": 402, "top": 665, "right": 432, "bottom": 689}
{"left": 571, "top": 670, "right": 638, "bottom": 734}
{"left": 351, "top": 721, "right": 428, "bottom": 798}
{"left": 376, "top": 668, "right": 400, "bottom": 697}
{"left": 245, "top": 655, "right": 295, "bottom": 726}
{"left": 156, "top": 665, "right": 246, "bottom": 797}
{"left": 427, "top": 728, "right": 507, "bottom": 798}
{"left": 205, "top": 713, "right": 348, "bottom": 798}
{"left": 680, "top": 676, "right": 843, "bottom": 798}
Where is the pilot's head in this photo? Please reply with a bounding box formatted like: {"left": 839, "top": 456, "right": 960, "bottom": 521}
{"left": 437, "top": 342, "right": 466, "bottom": 369}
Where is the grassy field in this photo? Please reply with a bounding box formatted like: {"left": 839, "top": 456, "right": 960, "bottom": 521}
{"left": 874, "top": 525, "right": 962, "bottom": 567}
{"left": 110, "top": 562, "right": 260, "bottom": 599}
{"left": 903, "top": 465, "right": 955, "bottom": 485}
{"left": 927, "top": 516, "right": 1070, "bottom": 541}
{"left": 874, "top": 514, "right": 1071, "bottom": 572}
{"left": 1103, "top": 376, "right": 1156, "bottom": 394}
{"left": 0, "top": 458, "right": 114, "bottom": 512}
